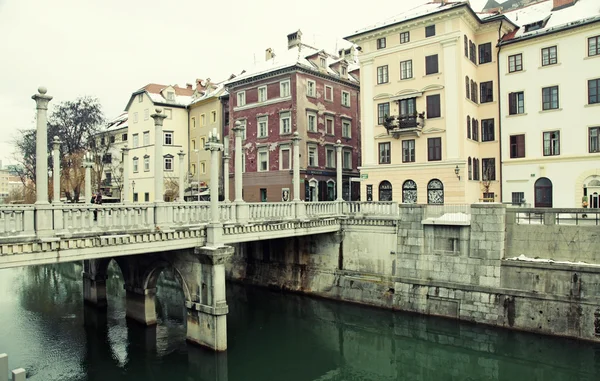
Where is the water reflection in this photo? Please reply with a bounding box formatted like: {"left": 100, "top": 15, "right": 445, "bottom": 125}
{"left": 1, "top": 262, "right": 600, "bottom": 380}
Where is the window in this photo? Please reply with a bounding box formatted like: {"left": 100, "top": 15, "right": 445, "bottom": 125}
{"left": 144, "top": 108, "right": 149, "bottom": 120}
{"left": 326, "top": 117, "right": 334, "bottom": 135}
{"left": 122, "top": 133, "right": 128, "bottom": 141}
{"left": 258, "top": 150, "right": 268, "bottom": 171}
{"left": 200, "top": 162, "right": 206, "bottom": 174}
{"left": 201, "top": 114, "right": 206, "bottom": 126}
{"left": 132, "top": 134, "right": 139, "bottom": 148}
{"left": 280, "top": 80, "right": 290, "bottom": 97}
{"left": 280, "top": 111, "right": 291, "bottom": 134}
{"left": 427, "top": 179, "right": 444, "bottom": 204}
{"left": 543, "top": 131, "right": 560, "bottom": 156}
{"left": 260, "top": 188, "right": 267, "bottom": 202}
{"left": 509, "top": 54, "right": 523, "bottom": 72}
{"left": 464, "top": 35, "right": 468, "bottom": 57}
{"left": 377, "top": 37, "right": 386, "bottom": 49}
{"left": 542, "top": 86, "right": 559, "bottom": 110}
{"left": 133, "top": 193, "right": 138, "bottom": 202}
{"left": 511, "top": 192, "right": 525, "bottom": 205}
{"left": 473, "top": 158, "right": 479, "bottom": 180}
{"left": 480, "top": 81, "right": 493, "bottom": 103}
{"left": 164, "top": 156, "right": 173, "bottom": 171}
{"left": 143, "top": 131, "right": 149, "bottom": 146}
{"left": 467, "top": 116, "right": 471, "bottom": 139}
{"left": 258, "top": 116, "right": 268, "bottom": 138}
{"left": 427, "top": 137, "right": 441, "bottom": 161}
{"left": 280, "top": 147, "right": 291, "bottom": 170}
{"left": 541, "top": 46, "right": 557, "bottom": 66}
{"left": 478, "top": 43, "right": 492, "bottom": 64}
{"left": 167, "top": 92, "right": 175, "bottom": 101}
{"left": 307, "top": 80, "right": 316, "bottom": 97}
{"left": 307, "top": 112, "right": 317, "bottom": 132}
{"left": 400, "top": 60, "right": 413, "bottom": 80}
{"left": 509, "top": 92, "right": 525, "bottom": 114}
{"left": 325, "top": 85, "right": 333, "bottom": 101}
{"left": 481, "top": 119, "right": 495, "bottom": 142}
{"left": 425, "top": 55, "right": 438, "bottom": 75}
{"left": 164, "top": 132, "right": 173, "bottom": 145}
{"left": 400, "top": 31, "right": 410, "bottom": 44}
{"left": 465, "top": 76, "right": 470, "bottom": 99}
{"left": 110, "top": 135, "right": 115, "bottom": 143}
{"left": 133, "top": 157, "right": 139, "bottom": 172}
{"left": 191, "top": 117, "right": 196, "bottom": 129}
{"left": 237, "top": 91, "right": 246, "bottom": 106}
{"left": 589, "top": 127, "right": 600, "bottom": 153}
{"left": 378, "top": 103, "right": 390, "bottom": 125}
{"left": 211, "top": 111, "right": 216, "bottom": 123}
{"left": 402, "top": 180, "right": 417, "bottom": 204}
{"left": 471, "top": 80, "right": 478, "bottom": 103}
{"left": 509, "top": 135, "right": 525, "bottom": 158}
{"left": 144, "top": 156, "right": 150, "bottom": 172}
{"left": 138, "top": 94, "right": 143, "bottom": 103}
{"left": 341, "top": 66, "right": 347, "bottom": 76}
{"left": 144, "top": 193, "right": 149, "bottom": 202}
{"left": 342, "top": 91, "right": 350, "bottom": 107}
{"left": 402, "top": 140, "right": 415, "bottom": 163}
{"left": 308, "top": 145, "right": 318, "bottom": 167}
{"left": 133, "top": 112, "right": 138, "bottom": 123}
{"left": 482, "top": 158, "right": 496, "bottom": 181}
{"left": 426, "top": 94, "right": 441, "bottom": 118}
{"left": 472, "top": 119, "right": 479, "bottom": 141}
{"left": 258, "top": 86, "right": 267, "bottom": 102}
{"left": 589, "top": 79, "right": 600, "bottom": 104}
{"left": 326, "top": 148, "right": 335, "bottom": 168}
{"left": 469, "top": 41, "right": 476, "bottom": 63}
{"left": 320, "top": 57, "right": 327, "bottom": 67}
{"left": 343, "top": 150, "right": 352, "bottom": 170}
{"left": 589, "top": 36, "right": 600, "bottom": 57}
{"left": 342, "top": 120, "right": 351, "bottom": 138}
{"left": 377, "top": 65, "right": 389, "bottom": 84}
{"left": 379, "top": 181, "right": 393, "bottom": 201}
{"left": 200, "top": 137, "right": 206, "bottom": 147}
{"left": 399, "top": 98, "right": 416, "bottom": 116}
{"left": 425, "top": 25, "right": 435, "bottom": 37}
{"left": 468, "top": 157, "right": 472, "bottom": 180}
{"left": 379, "top": 142, "right": 391, "bottom": 164}
{"left": 191, "top": 163, "right": 196, "bottom": 174}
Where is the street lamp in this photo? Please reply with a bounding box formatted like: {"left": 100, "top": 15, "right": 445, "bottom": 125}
{"left": 131, "top": 180, "right": 136, "bottom": 202}
{"left": 194, "top": 148, "right": 201, "bottom": 201}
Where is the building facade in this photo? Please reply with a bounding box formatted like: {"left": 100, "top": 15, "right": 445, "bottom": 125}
{"left": 346, "top": 1, "right": 515, "bottom": 204}
{"left": 225, "top": 31, "right": 361, "bottom": 202}
{"left": 124, "top": 84, "right": 192, "bottom": 202}
{"left": 499, "top": 0, "right": 600, "bottom": 208}
{"left": 95, "top": 112, "right": 129, "bottom": 200}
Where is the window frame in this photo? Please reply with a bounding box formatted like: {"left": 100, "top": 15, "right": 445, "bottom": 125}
{"left": 307, "top": 80, "right": 316, "bottom": 97}
{"left": 377, "top": 37, "right": 386, "bottom": 49}
{"left": 324, "top": 85, "right": 333, "bottom": 101}
{"left": 164, "top": 131, "right": 173, "bottom": 145}
{"left": 143, "top": 131, "right": 150, "bottom": 146}
{"left": 589, "top": 35, "right": 600, "bottom": 57}
{"left": 258, "top": 149, "right": 269, "bottom": 172}
{"left": 402, "top": 139, "right": 415, "bottom": 163}
{"left": 279, "top": 146, "right": 291, "bottom": 170}
{"left": 508, "top": 91, "right": 525, "bottom": 115}
{"left": 257, "top": 115, "right": 269, "bottom": 138}
{"left": 258, "top": 86, "right": 267, "bottom": 102}
{"left": 542, "top": 86, "right": 559, "bottom": 110}
{"left": 132, "top": 134, "right": 139, "bottom": 148}
{"left": 482, "top": 158, "right": 496, "bottom": 181}
{"left": 307, "top": 111, "right": 317, "bottom": 132}
{"left": 425, "top": 25, "right": 436, "bottom": 38}
{"left": 425, "top": 54, "right": 439, "bottom": 75}
{"left": 426, "top": 94, "right": 441, "bottom": 119}
{"left": 400, "top": 31, "right": 410, "bottom": 44}
{"left": 325, "top": 116, "right": 335, "bottom": 135}
{"left": 308, "top": 144, "right": 318, "bottom": 167}
{"left": 133, "top": 157, "right": 139, "bottom": 173}
{"left": 543, "top": 131, "right": 560, "bottom": 156}
{"left": 342, "top": 119, "right": 351, "bottom": 138}
{"left": 478, "top": 42, "right": 492, "bottom": 64}
{"left": 143, "top": 155, "right": 150, "bottom": 172}
{"left": 481, "top": 119, "right": 495, "bottom": 142}
{"left": 379, "top": 142, "right": 391, "bottom": 164}
{"left": 325, "top": 147, "right": 335, "bottom": 169}
{"left": 427, "top": 137, "right": 442, "bottom": 161}
{"left": 279, "top": 111, "right": 291, "bottom": 135}
{"left": 589, "top": 127, "right": 600, "bottom": 153}
{"left": 343, "top": 150, "right": 352, "bottom": 170}
{"left": 280, "top": 80, "right": 291, "bottom": 97}
{"left": 400, "top": 59, "right": 413, "bottom": 80}
{"left": 588, "top": 78, "right": 600, "bottom": 105}
{"left": 541, "top": 46, "right": 557, "bottom": 66}
{"left": 509, "top": 134, "right": 525, "bottom": 158}
{"left": 164, "top": 156, "right": 173, "bottom": 171}
{"left": 377, "top": 103, "right": 390, "bottom": 125}
{"left": 377, "top": 65, "right": 389, "bottom": 84}
{"left": 508, "top": 53, "right": 523, "bottom": 73}
{"left": 341, "top": 91, "right": 350, "bottom": 107}
{"left": 480, "top": 81, "right": 493, "bottom": 103}
{"left": 237, "top": 91, "right": 246, "bottom": 106}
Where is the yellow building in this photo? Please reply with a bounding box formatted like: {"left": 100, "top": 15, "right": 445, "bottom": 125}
{"left": 345, "top": 1, "right": 515, "bottom": 204}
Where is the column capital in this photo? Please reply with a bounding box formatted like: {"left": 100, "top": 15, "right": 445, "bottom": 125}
{"left": 195, "top": 245, "right": 234, "bottom": 265}
{"left": 150, "top": 108, "right": 168, "bottom": 126}
{"left": 292, "top": 131, "right": 301, "bottom": 146}
{"left": 122, "top": 144, "right": 129, "bottom": 154}
{"left": 32, "top": 86, "right": 53, "bottom": 110}
{"left": 232, "top": 120, "right": 245, "bottom": 137}
{"left": 335, "top": 139, "right": 342, "bottom": 151}
{"left": 205, "top": 141, "right": 224, "bottom": 152}
{"left": 52, "top": 135, "right": 61, "bottom": 151}
{"left": 177, "top": 149, "right": 186, "bottom": 158}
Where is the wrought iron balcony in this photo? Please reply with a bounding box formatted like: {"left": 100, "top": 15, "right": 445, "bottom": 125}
{"left": 383, "top": 112, "right": 425, "bottom": 137}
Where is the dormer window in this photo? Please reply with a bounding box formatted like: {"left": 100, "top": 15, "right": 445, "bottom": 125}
{"left": 320, "top": 57, "right": 326, "bottom": 68}
{"left": 167, "top": 92, "right": 175, "bottom": 101}
{"left": 524, "top": 15, "right": 551, "bottom": 33}
{"left": 137, "top": 94, "right": 143, "bottom": 103}
{"left": 342, "top": 66, "right": 347, "bottom": 76}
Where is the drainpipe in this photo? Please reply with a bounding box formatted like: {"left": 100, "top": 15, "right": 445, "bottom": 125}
{"left": 497, "top": 20, "right": 504, "bottom": 203}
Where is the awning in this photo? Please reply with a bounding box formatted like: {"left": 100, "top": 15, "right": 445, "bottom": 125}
{"left": 390, "top": 92, "right": 422, "bottom": 101}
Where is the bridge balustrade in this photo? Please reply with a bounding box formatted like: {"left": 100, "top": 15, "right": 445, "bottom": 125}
{"left": 60, "top": 204, "right": 153, "bottom": 233}
{"left": 0, "top": 206, "right": 34, "bottom": 237}
{"left": 248, "top": 202, "right": 295, "bottom": 220}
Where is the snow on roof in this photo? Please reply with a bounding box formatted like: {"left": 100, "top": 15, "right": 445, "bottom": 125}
{"left": 346, "top": 2, "right": 467, "bottom": 38}
{"left": 189, "top": 81, "right": 227, "bottom": 105}
{"left": 500, "top": 0, "right": 600, "bottom": 43}
{"left": 140, "top": 83, "right": 195, "bottom": 107}
{"left": 106, "top": 112, "right": 128, "bottom": 132}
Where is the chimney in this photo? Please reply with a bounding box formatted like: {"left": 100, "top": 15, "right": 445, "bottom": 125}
{"left": 552, "top": 0, "right": 577, "bottom": 10}
{"left": 265, "top": 48, "right": 275, "bottom": 61}
{"left": 186, "top": 83, "right": 193, "bottom": 90}
{"left": 287, "top": 29, "right": 302, "bottom": 50}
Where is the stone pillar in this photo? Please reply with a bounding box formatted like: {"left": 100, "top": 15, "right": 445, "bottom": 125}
{"left": 223, "top": 154, "right": 230, "bottom": 203}
{"left": 32, "top": 87, "right": 52, "bottom": 205}
{"left": 335, "top": 139, "right": 343, "bottom": 201}
{"left": 188, "top": 246, "right": 234, "bottom": 351}
{"left": 205, "top": 131, "right": 225, "bottom": 245}
{"left": 232, "top": 121, "right": 248, "bottom": 224}
{"left": 0, "top": 353, "right": 8, "bottom": 381}
{"left": 151, "top": 108, "right": 167, "bottom": 203}
{"left": 83, "top": 272, "right": 108, "bottom": 308}
{"left": 122, "top": 145, "right": 130, "bottom": 203}
{"left": 178, "top": 150, "right": 186, "bottom": 202}
{"left": 52, "top": 136, "right": 61, "bottom": 203}
{"left": 125, "top": 285, "right": 157, "bottom": 325}
{"left": 292, "top": 132, "right": 306, "bottom": 220}
{"left": 83, "top": 153, "right": 93, "bottom": 204}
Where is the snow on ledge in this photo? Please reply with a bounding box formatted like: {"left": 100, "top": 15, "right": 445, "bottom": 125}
{"left": 422, "top": 212, "right": 471, "bottom": 226}
{"left": 505, "top": 254, "right": 600, "bottom": 268}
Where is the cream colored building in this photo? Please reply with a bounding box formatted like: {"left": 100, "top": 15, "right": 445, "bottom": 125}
{"left": 94, "top": 112, "right": 129, "bottom": 200}
{"left": 0, "top": 169, "right": 9, "bottom": 202}
{"left": 125, "top": 84, "right": 193, "bottom": 202}
{"left": 498, "top": 0, "right": 600, "bottom": 208}
{"left": 346, "top": 1, "right": 515, "bottom": 204}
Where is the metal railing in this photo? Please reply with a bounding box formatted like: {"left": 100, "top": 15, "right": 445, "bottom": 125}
{"left": 508, "top": 208, "right": 600, "bottom": 226}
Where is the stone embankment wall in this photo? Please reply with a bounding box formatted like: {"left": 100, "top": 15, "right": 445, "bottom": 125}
{"left": 226, "top": 204, "right": 600, "bottom": 342}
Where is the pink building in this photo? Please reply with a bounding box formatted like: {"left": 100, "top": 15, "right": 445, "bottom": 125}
{"left": 225, "top": 30, "right": 361, "bottom": 202}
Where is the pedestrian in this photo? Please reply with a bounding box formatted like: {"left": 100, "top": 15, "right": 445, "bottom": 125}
{"left": 93, "top": 191, "right": 102, "bottom": 221}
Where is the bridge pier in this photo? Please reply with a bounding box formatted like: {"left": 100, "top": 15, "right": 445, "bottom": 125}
{"left": 124, "top": 285, "right": 158, "bottom": 326}
{"left": 82, "top": 272, "right": 108, "bottom": 308}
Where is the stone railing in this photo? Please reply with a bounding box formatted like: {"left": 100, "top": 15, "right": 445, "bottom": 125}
{"left": 305, "top": 202, "right": 339, "bottom": 217}
{"left": 59, "top": 203, "right": 154, "bottom": 233}
{"left": 342, "top": 201, "right": 399, "bottom": 216}
{"left": 248, "top": 202, "right": 294, "bottom": 220}
{"left": 507, "top": 208, "right": 600, "bottom": 226}
{"left": 170, "top": 202, "right": 211, "bottom": 226}
{"left": 0, "top": 206, "right": 35, "bottom": 237}
{"left": 0, "top": 353, "right": 26, "bottom": 381}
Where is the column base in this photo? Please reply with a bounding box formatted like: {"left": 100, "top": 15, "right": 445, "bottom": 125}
{"left": 185, "top": 302, "right": 229, "bottom": 352}
{"left": 235, "top": 201, "right": 249, "bottom": 224}
{"left": 83, "top": 273, "right": 107, "bottom": 308}
{"left": 125, "top": 286, "right": 157, "bottom": 325}
{"left": 206, "top": 222, "right": 224, "bottom": 248}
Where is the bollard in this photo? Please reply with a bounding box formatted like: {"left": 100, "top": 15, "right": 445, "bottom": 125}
{"left": 0, "top": 353, "right": 7, "bottom": 381}
{"left": 11, "top": 369, "right": 25, "bottom": 381}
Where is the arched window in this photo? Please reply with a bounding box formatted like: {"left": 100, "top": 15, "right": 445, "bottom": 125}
{"left": 465, "top": 76, "right": 470, "bottom": 99}
{"left": 473, "top": 158, "right": 479, "bottom": 180}
{"left": 327, "top": 180, "right": 335, "bottom": 201}
{"left": 402, "top": 180, "right": 417, "bottom": 204}
{"left": 467, "top": 116, "right": 471, "bottom": 139}
{"left": 468, "top": 157, "right": 472, "bottom": 180}
{"left": 379, "top": 180, "right": 393, "bottom": 201}
{"left": 472, "top": 118, "right": 478, "bottom": 141}
{"left": 464, "top": 35, "right": 468, "bottom": 57}
{"left": 534, "top": 177, "right": 553, "bottom": 207}
{"left": 427, "top": 179, "right": 444, "bottom": 204}
{"left": 471, "top": 80, "right": 478, "bottom": 103}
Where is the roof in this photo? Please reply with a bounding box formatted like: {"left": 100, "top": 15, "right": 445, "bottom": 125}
{"left": 142, "top": 83, "right": 194, "bottom": 107}
{"left": 189, "top": 81, "right": 227, "bottom": 106}
{"left": 499, "top": 0, "right": 600, "bottom": 44}
{"left": 225, "top": 42, "right": 359, "bottom": 87}
{"left": 106, "top": 112, "right": 128, "bottom": 132}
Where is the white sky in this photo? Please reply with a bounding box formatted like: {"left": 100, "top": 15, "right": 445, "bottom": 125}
{"left": 0, "top": 0, "right": 436, "bottom": 167}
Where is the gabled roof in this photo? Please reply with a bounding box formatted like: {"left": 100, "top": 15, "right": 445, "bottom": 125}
{"left": 189, "top": 81, "right": 228, "bottom": 106}
{"left": 124, "top": 83, "right": 194, "bottom": 111}
{"left": 498, "top": 0, "right": 600, "bottom": 45}
{"left": 106, "top": 112, "right": 128, "bottom": 132}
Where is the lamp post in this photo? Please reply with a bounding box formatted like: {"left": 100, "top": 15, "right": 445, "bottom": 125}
{"left": 194, "top": 148, "right": 201, "bottom": 201}
{"left": 455, "top": 165, "right": 461, "bottom": 181}
{"left": 131, "top": 180, "right": 136, "bottom": 202}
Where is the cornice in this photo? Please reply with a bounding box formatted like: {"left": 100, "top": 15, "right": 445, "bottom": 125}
{"left": 358, "top": 31, "right": 462, "bottom": 62}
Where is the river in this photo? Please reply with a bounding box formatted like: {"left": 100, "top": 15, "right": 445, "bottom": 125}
{"left": 0, "top": 262, "right": 599, "bottom": 380}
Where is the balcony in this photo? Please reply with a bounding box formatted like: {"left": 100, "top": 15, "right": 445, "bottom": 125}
{"left": 383, "top": 113, "right": 425, "bottom": 138}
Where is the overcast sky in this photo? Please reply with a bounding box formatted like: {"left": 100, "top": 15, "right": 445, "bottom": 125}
{"left": 0, "top": 0, "right": 440, "bottom": 167}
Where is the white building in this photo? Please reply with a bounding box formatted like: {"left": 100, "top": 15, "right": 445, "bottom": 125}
{"left": 97, "top": 113, "right": 129, "bottom": 200}
{"left": 499, "top": 0, "right": 600, "bottom": 208}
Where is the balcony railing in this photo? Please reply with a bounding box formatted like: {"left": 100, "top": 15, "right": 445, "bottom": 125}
{"left": 383, "top": 113, "right": 425, "bottom": 137}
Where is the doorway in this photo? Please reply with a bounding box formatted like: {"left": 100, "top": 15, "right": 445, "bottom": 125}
{"left": 534, "top": 177, "right": 553, "bottom": 208}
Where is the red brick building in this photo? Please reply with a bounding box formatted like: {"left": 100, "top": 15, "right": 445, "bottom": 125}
{"left": 225, "top": 30, "right": 361, "bottom": 202}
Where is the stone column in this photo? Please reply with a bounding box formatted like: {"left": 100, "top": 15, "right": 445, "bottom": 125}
{"left": 223, "top": 154, "right": 230, "bottom": 203}
{"left": 32, "top": 87, "right": 52, "bottom": 205}
{"left": 125, "top": 285, "right": 157, "bottom": 325}
{"left": 335, "top": 139, "right": 343, "bottom": 201}
{"left": 83, "top": 272, "right": 108, "bottom": 308}
{"left": 52, "top": 136, "right": 61, "bottom": 204}
{"left": 292, "top": 132, "right": 301, "bottom": 201}
{"left": 205, "top": 132, "right": 225, "bottom": 245}
{"left": 188, "top": 246, "right": 234, "bottom": 351}
{"left": 83, "top": 153, "right": 93, "bottom": 204}
{"left": 121, "top": 145, "right": 130, "bottom": 203}
{"left": 151, "top": 108, "right": 167, "bottom": 203}
{"left": 178, "top": 150, "right": 186, "bottom": 202}
{"left": 232, "top": 121, "right": 248, "bottom": 224}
